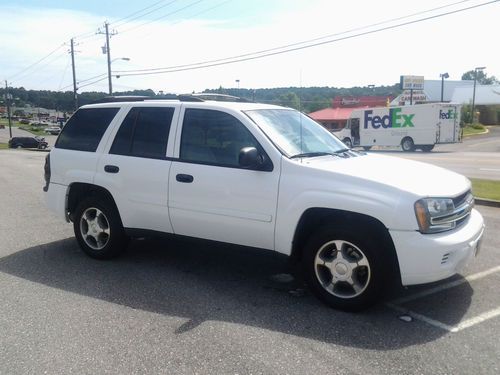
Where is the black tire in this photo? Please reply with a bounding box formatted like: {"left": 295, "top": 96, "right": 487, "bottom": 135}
{"left": 302, "top": 224, "right": 388, "bottom": 311}
{"left": 343, "top": 138, "right": 352, "bottom": 148}
{"left": 73, "top": 196, "right": 127, "bottom": 259}
{"left": 362, "top": 146, "right": 372, "bottom": 151}
{"left": 420, "top": 144, "right": 434, "bottom": 152}
{"left": 401, "top": 137, "right": 415, "bottom": 152}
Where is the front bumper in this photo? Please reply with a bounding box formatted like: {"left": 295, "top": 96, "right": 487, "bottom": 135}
{"left": 390, "top": 208, "right": 485, "bottom": 286}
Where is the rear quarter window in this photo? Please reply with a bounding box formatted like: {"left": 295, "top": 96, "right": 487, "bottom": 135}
{"left": 56, "top": 107, "right": 119, "bottom": 152}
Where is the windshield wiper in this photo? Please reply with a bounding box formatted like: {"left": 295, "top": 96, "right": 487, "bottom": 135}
{"left": 290, "top": 152, "right": 338, "bottom": 159}
{"left": 333, "top": 148, "right": 351, "bottom": 153}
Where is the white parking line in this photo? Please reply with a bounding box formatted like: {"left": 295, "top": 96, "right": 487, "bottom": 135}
{"left": 386, "top": 265, "right": 500, "bottom": 332}
{"left": 391, "top": 265, "right": 500, "bottom": 305}
{"left": 387, "top": 303, "right": 500, "bottom": 333}
{"left": 454, "top": 307, "right": 500, "bottom": 332}
{"left": 386, "top": 303, "right": 456, "bottom": 332}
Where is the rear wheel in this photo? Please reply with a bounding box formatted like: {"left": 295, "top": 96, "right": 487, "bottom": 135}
{"left": 343, "top": 138, "right": 352, "bottom": 148}
{"left": 421, "top": 144, "right": 434, "bottom": 152}
{"left": 401, "top": 137, "right": 415, "bottom": 152}
{"left": 362, "top": 146, "right": 372, "bottom": 151}
{"left": 73, "top": 196, "right": 127, "bottom": 259}
{"left": 303, "top": 224, "right": 387, "bottom": 311}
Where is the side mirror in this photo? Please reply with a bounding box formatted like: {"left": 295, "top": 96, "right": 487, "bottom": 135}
{"left": 239, "top": 147, "right": 263, "bottom": 169}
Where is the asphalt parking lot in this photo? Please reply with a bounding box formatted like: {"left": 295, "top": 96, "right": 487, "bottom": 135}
{"left": 0, "top": 150, "right": 499, "bottom": 374}
{"left": 373, "top": 126, "right": 500, "bottom": 180}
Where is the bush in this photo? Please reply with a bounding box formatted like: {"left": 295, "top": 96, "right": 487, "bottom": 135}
{"left": 472, "top": 124, "right": 485, "bottom": 130}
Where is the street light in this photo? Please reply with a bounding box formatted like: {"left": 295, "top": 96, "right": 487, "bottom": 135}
{"left": 471, "top": 66, "right": 486, "bottom": 124}
{"left": 235, "top": 79, "right": 240, "bottom": 90}
{"left": 439, "top": 72, "right": 449, "bottom": 102}
{"left": 108, "top": 57, "right": 130, "bottom": 95}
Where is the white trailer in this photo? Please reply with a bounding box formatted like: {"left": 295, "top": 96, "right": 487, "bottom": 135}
{"left": 333, "top": 103, "right": 461, "bottom": 151}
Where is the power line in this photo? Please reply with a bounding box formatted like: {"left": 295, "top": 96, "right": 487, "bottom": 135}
{"left": 111, "top": 0, "right": 181, "bottom": 28}
{"left": 132, "top": 0, "right": 234, "bottom": 39}
{"left": 7, "top": 43, "right": 66, "bottom": 82}
{"left": 118, "top": 0, "right": 207, "bottom": 35}
{"left": 77, "top": 76, "right": 109, "bottom": 90}
{"left": 10, "top": 50, "right": 68, "bottom": 85}
{"left": 115, "top": 0, "right": 499, "bottom": 77}
{"left": 59, "top": 73, "right": 108, "bottom": 91}
{"left": 114, "top": 0, "right": 480, "bottom": 75}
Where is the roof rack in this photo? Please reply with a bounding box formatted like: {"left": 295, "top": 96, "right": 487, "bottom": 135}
{"left": 91, "top": 93, "right": 253, "bottom": 104}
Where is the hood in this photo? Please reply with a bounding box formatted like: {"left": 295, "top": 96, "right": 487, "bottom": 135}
{"left": 300, "top": 153, "right": 470, "bottom": 198}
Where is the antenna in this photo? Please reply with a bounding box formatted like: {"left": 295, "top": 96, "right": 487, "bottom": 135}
{"left": 299, "top": 69, "right": 303, "bottom": 160}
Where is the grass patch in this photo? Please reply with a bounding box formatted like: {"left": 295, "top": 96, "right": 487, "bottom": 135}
{"left": 0, "top": 143, "right": 8, "bottom": 149}
{"left": 470, "top": 178, "right": 500, "bottom": 201}
{"left": 463, "top": 124, "right": 486, "bottom": 137}
{"left": 19, "top": 126, "right": 46, "bottom": 136}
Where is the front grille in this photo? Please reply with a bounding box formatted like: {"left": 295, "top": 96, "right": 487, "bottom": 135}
{"left": 452, "top": 190, "right": 471, "bottom": 207}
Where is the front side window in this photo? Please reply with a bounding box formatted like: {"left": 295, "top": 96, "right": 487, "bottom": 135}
{"left": 110, "top": 107, "right": 174, "bottom": 159}
{"left": 180, "top": 109, "right": 260, "bottom": 167}
{"left": 56, "top": 107, "right": 119, "bottom": 152}
{"left": 245, "top": 109, "right": 347, "bottom": 157}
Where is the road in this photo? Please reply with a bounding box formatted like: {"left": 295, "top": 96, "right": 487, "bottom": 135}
{"left": 0, "top": 150, "right": 499, "bottom": 374}
{"left": 370, "top": 126, "right": 500, "bottom": 180}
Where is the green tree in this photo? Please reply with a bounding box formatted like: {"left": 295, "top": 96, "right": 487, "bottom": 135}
{"left": 461, "top": 70, "right": 498, "bottom": 84}
{"left": 278, "top": 92, "right": 300, "bottom": 109}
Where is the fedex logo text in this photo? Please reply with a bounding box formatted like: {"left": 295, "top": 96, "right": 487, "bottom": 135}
{"left": 364, "top": 108, "right": 415, "bottom": 129}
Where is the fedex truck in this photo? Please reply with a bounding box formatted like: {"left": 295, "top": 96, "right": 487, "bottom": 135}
{"left": 333, "top": 103, "right": 461, "bottom": 152}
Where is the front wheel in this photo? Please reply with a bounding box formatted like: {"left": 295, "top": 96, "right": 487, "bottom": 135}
{"left": 342, "top": 138, "right": 352, "bottom": 148}
{"left": 401, "top": 137, "right": 415, "bottom": 152}
{"left": 73, "top": 196, "right": 127, "bottom": 259}
{"left": 303, "top": 224, "right": 387, "bottom": 311}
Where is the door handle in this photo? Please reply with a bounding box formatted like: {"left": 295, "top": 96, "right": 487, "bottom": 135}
{"left": 104, "top": 165, "right": 120, "bottom": 173}
{"left": 176, "top": 174, "right": 194, "bottom": 183}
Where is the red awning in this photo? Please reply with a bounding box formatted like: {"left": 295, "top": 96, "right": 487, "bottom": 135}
{"left": 308, "top": 107, "right": 356, "bottom": 121}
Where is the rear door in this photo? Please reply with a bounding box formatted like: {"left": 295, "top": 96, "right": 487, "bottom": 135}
{"left": 168, "top": 107, "right": 281, "bottom": 250}
{"left": 95, "top": 104, "right": 179, "bottom": 233}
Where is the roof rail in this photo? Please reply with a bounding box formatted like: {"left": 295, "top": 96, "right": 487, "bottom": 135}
{"left": 90, "top": 93, "right": 253, "bottom": 104}
{"left": 187, "top": 93, "right": 253, "bottom": 103}
{"left": 91, "top": 96, "right": 151, "bottom": 104}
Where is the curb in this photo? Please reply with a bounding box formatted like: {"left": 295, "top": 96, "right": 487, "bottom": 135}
{"left": 475, "top": 198, "right": 500, "bottom": 208}
{"left": 462, "top": 128, "right": 489, "bottom": 137}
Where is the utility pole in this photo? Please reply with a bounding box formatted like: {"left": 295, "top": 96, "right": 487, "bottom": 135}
{"left": 70, "top": 38, "right": 78, "bottom": 110}
{"left": 98, "top": 22, "right": 116, "bottom": 95}
{"left": 105, "top": 23, "right": 112, "bottom": 95}
{"left": 4, "top": 80, "right": 12, "bottom": 139}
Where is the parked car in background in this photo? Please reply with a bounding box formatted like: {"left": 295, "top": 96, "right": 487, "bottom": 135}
{"left": 9, "top": 136, "right": 48, "bottom": 149}
{"left": 44, "top": 126, "right": 61, "bottom": 135}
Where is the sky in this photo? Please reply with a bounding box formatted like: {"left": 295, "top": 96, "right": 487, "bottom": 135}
{"left": 0, "top": 0, "right": 499, "bottom": 94}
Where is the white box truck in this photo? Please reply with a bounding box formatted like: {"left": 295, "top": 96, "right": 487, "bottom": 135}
{"left": 333, "top": 103, "right": 461, "bottom": 152}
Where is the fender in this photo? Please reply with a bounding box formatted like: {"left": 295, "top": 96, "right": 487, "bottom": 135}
{"left": 273, "top": 158, "right": 416, "bottom": 255}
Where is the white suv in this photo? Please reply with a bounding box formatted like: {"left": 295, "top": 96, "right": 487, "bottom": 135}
{"left": 44, "top": 95, "right": 485, "bottom": 311}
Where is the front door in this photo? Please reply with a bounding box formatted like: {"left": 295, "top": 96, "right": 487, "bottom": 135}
{"left": 168, "top": 108, "right": 280, "bottom": 250}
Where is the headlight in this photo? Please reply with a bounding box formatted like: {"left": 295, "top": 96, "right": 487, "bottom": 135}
{"left": 414, "top": 198, "right": 456, "bottom": 234}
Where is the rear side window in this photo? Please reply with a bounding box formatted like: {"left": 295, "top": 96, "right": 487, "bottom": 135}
{"left": 110, "top": 107, "right": 174, "bottom": 159}
{"left": 56, "top": 107, "right": 119, "bottom": 152}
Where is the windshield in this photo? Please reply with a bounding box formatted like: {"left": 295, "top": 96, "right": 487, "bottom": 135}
{"left": 244, "top": 109, "right": 347, "bottom": 158}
